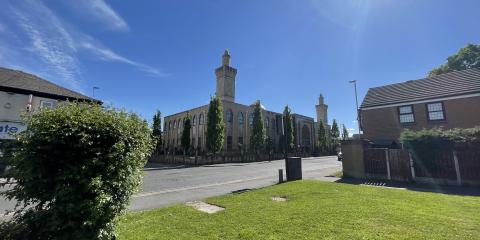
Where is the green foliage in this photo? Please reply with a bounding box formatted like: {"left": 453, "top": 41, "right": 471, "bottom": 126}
{"left": 282, "top": 106, "right": 294, "bottom": 152}
{"left": 400, "top": 127, "right": 480, "bottom": 150}
{"left": 429, "top": 43, "right": 480, "bottom": 76}
{"left": 342, "top": 124, "right": 349, "bottom": 140}
{"left": 330, "top": 119, "right": 340, "bottom": 151}
{"left": 181, "top": 114, "right": 192, "bottom": 152}
{"left": 0, "top": 102, "right": 153, "bottom": 239}
{"left": 152, "top": 110, "right": 162, "bottom": 148}
{"left": 206, "top": 97, "right": 225, "bottom": 154}
{"left": 317, "top": 121, "right": 328, "bottom": 154}
{"left": 249, "top": 101, "right": 266, "bottom": 153}
{"left": 0, "top": 140, "right": 17, "bottom": 176}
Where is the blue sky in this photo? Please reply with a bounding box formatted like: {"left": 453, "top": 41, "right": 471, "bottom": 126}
{"left": 1, "top": 0, "right": 479, "bottom": 133}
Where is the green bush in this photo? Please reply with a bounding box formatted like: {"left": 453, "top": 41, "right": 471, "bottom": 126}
{"left": 0, "top": 102, "right": 153, "bottom": 239}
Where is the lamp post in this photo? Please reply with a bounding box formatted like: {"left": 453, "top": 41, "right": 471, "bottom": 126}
{"left": 92, "top": 86, "right": 99, "bottom": 98}
{"left": 349, "top": 80, "right": 360, "bottom": 135}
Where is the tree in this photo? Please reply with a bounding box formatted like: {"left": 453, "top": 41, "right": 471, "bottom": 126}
{"left": 152, "top": 110, "right": 162, "bottom": 149}
{"left": 206, "top": 96, "right": 225, "bottom": 156}
{"left": 181, "top": 114, "right": 192, "bottom": 155}
{"left": 0, "top": 102, "right": 153, "bottom": 239}
{"left": 330, "top": 119, "right": 340, "bottom": 151}
{"left": 429, "top": 43, "right": 480, "bottom": 76}
{"left": 282, "top": 105, "right": 294, "bottom": 153}
{"left": 342, "top": 124, "right": 349, "bottom": 140}
{"left": 249, "top": 101, "right": 266, "bottom": 153}
{"left": 317, "top": 121, "right": 328, "bottom": 155}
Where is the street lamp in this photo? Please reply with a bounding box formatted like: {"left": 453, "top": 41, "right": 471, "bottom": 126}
{"left": 92, "top": 86, "right": 100, "bottom": 98}
{"left": 349, "top": 80, "right": 361, "bottom": 135}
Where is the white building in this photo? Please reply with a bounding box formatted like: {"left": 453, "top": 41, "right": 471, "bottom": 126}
{"left": 0, "top": 67, "right": 99, "bottom": 140}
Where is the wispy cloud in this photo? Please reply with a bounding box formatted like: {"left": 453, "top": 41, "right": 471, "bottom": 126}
{"left": 0, "top": 0, "right": 166, "bottom": 91}
{"left": 71, "top": 0, "right": 129, "bottom": 32}
{"left": 79, "top": 39, "right": 169, "bottom": 77}
{"left": 10, "top": 0, "right": 81, "bottom": 89}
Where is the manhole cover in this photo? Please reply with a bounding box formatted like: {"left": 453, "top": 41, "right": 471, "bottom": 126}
{"left": 271, "top": 196, "right": 287, "bottom": 202}
{"left": 186, "top": 201, "right": 225, "bottom": 214}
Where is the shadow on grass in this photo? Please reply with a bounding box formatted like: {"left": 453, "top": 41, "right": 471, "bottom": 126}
{"left": 335, "top": 177, "right": 480, "bottom": 197}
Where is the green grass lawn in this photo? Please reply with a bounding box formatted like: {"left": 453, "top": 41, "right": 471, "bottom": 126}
{"left": 118, "top": 180, "right": 480, "bottom": 240}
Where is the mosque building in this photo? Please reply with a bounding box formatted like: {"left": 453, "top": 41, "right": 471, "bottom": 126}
{"left": 163, "top": 50, "right": 328, "bottom": 154}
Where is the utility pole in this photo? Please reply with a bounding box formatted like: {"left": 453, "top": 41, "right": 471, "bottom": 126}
{"left": 349, "top": 80, "right": 361, "bottom": 135}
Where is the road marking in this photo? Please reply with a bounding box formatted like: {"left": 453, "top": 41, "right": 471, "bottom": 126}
{"left": 133, "top": 176, "right": 270, "bottom": 198}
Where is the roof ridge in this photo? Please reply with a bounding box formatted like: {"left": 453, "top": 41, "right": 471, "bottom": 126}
{"left": 369, "top": 67, "right": 480, "bottom": 90}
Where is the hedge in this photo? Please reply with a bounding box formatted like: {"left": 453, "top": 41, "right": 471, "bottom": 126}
{"left": 0, "top": 102, "right": 153, "bottom": 239}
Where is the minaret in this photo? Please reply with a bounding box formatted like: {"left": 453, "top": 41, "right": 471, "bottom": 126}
{"left": 316, "top": 94, "right": 328, "bottom": 125}
{"left": 215, "top": 50, "right": 237, "bottom": 102}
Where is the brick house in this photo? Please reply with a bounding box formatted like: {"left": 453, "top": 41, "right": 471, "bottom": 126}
{"left": 359, "top": 68, "right": 480, "bottom": 144}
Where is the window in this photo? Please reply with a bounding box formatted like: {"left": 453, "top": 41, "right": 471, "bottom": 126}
{"left": 192, "top": 115, "right": 196, "bottom": 126}
{"left": 199, "top": 114, "right": 204, "bottom": 125}
{"left": 226, "top": 109, "right": 233, "bottom": 123}
{"left": 238, "top": 137, "right": 244, "bottom": 145}
{"left": 227, "top": 136, "right": 232, "bottom": 150}
{"left": 398, "top": 105, "right": 414, "bottom": 123}
{"left": 173, "top": 120, "right": 176, "bottom": 129}
{"left": 248, "top": 113, "right": 253, "bottom": 125}
{"left": 238, "top": 112, "right": 244, "bottom": 124}
{"left": 427, "top": 102, "right": 445, "bottom": 121}
{"left": 40, "top": 100, "right": 54, "bottom": 108}
{"left": 265, "top": 117, "right": 269, "bottom": 128}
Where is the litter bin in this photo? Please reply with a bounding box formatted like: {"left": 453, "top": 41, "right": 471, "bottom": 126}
{"left": 285, "top": 157, "right": 302, "bottom": 181}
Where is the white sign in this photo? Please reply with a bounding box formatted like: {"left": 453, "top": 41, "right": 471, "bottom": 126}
{"left": 0, "top": 121, "right": 26, "bottom": 140}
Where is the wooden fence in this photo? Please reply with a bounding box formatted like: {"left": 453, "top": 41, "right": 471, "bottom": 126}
{"left": 363, "top": 146, "right": 480, "bottom": 186}
{"left": 364, "top": 148, "right": 412, "bottom": 182}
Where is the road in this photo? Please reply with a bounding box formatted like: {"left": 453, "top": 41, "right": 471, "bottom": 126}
{"left": 131, "top": 156, "right": 340, "bottom": 211}
{"left": 0, "top": 156, "right": 341, "bottom": 217}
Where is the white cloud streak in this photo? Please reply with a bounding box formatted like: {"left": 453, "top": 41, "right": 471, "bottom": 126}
{"left": 10, "top": 1, "right": 81, "bottom": 89}
{"left": 0, "top": 0, "right": 166, "bottom": 91}
{"left": 73, "top": 0, "right": 129, "bottom": 32}
{"left": 79, "top": 40, "right": 169, "bottom": 77}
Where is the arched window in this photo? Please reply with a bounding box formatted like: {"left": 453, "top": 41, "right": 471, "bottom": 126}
{"left": 168, "top": 121, "right": 172, "bottom": 130}
{"left": 199, "top": 114, "right": 204, "bottom": 125}
{"left": 265, "top": 117, "right": 270, "bottom": 128}
{"left": 192, "top": 115, "right": 196, "bottom": 126}
{"left": 226, "top": 109, "right": 233, "bottom": 123}
{"left": 248, "top": 113, "right": 254, "bottom": 126}
{"left": 173, "top": 120, "right": 176, "bottom": 129}
{"left": 238, "top": 112, "right": 244, "bottom": 124}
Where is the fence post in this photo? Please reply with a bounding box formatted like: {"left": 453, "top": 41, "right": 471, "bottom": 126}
{"left": 453, "top": 150, "right": 462, "bottom": 186}
{"left": 385, "top": 149, "right": 391, "bottom": 180}
{"left": 408, "top": 152, "right": 416, "bottom": 181}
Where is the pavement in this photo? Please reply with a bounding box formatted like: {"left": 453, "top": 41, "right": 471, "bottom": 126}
{"left": 0, "top": 156, "right": 341, "bottom": 218}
